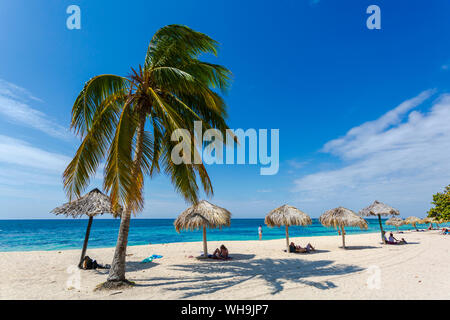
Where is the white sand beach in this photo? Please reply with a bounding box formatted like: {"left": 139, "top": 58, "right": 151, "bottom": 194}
{"left": 0, "top": 230, "right": 449, "bottom": 300}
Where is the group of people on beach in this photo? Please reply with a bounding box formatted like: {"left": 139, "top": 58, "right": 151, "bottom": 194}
{"left": 382, "top": 231, "right": 407, "bottom": 245}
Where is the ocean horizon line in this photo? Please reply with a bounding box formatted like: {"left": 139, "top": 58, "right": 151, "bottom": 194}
{"left": 1, "top": 218, "right": 442, "bottom": 253}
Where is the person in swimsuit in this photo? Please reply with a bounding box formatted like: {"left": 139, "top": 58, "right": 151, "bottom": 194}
{"left": 212, "top": 245, "right": 229, "bottom": 259}
{"left": 81, "top": 256, "right": 110, "bottom": 270}
{"left": 289, "top": 242, "right": 316, "bottom": 253}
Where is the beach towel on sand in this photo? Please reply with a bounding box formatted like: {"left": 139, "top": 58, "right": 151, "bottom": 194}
{"left": 141, "top": 254, "right": 163, "bottom": 263}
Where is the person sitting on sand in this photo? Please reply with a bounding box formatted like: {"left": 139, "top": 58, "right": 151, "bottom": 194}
{"left": 440, "top": 228, "right": 449, "bottom": 235}
{"left": 81, "top": 256, "right": 110, "bottom": 270}
{"left": 387, "top": 232, "right": 407, "bottom": 245}
{"left": 212, "top": 245, "right": 229, "bottom": 259}
{"left": 388, "top": 232, "right": 398, "bottom": 243}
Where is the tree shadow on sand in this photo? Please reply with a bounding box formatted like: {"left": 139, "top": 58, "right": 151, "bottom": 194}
{"left": 91, "top": 260, "right": 159, "bottom": 275}
{"left": 132, "top": 257, "right": 364, "bottom": 298}
{"left": 127, "top": 260, "right": 160, "bottom": 272}
{"left": 341, "top": 245, "right": 380, "bottom": 250}
{"left": 195, "top": 253, "right": 256, "bottom": 261}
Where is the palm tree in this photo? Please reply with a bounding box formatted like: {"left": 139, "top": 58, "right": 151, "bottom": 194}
{"left": 63, "top": 25, "right": 232, "bottom": 287}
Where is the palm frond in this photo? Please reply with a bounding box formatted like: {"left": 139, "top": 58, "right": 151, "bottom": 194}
{"left": 145, "top": 24, "right": 219, "bottom": 69}
{"left": 71, "top": 74, "right": 129, "bottom": 137}
{"left": 63, "top": 100, "right": 122, "bottom": 200}
{"left": 103, "top": 101, "right": 138, "bottom": 212}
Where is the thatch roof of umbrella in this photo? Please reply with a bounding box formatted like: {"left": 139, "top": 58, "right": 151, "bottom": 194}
{"left": 385, "top": 217, "right": 405, "bottom": 232}
{"left": 419, "top": 217, "right": 442, "bottom": 224}
{"left": 265, "top": 204, "right": 312, "bottom": 253}
{"left": 174, "top": 200, "right": 231, "bottom": 257}
{"left": 359, "top": 200, "right": 399, "bottom": 242}
{"left": 265, "top": 204, "right": 312, "bottom": 227}
{"left": 320, "top": 207, "right": 368, "bottom": 248}
{"left": 385, "top": 217, "right": 405, "bottom": 227}
{"left": 51, "top": 188, "right": 122, "bottom": 218}
{"left": 405, "top": 216, "right": 421, "bottom": 230}
{"left": 320, "top": 207, "right": 368, "bottom": 229}
{"left": 174, "top": 200, "right": 231, "bottom": 232}
{"left": 51, "top": 188, "right": 122, "bottom": 268}
{"left": 405, "top": 216, "right": 421, "bottom": 224}
{"left": 359, "top": 200, "right": 400, "bottom": 217}
{"left": 419, "top": 217, "right": 431, "bottom": 224}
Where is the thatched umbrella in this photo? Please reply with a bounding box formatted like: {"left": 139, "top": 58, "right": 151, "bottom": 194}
{"left": 419, "top": 217, "right": 441, "bottom": 228}
{"left": 174, "top": 200, "right": 231, "bottom": 257}
{"left": 359, "top": 200, "right": 399, "bottom": 242}
{"left": 320, "top": 207, "right": 368, "bottom": 249}
{"left": 265, "top": 204, "right": 312, "bottom": 253}
{"left": 385, "top": 217, "right": 405, "bottom": 232}
{"left": 51, "top": 188, "right": 122, "bottom": 268}
{"left": 405, "top": 216, "right": 421, "bottom": 231}
{"left": 419, "top": 217, "right": 431, "bottom": 224}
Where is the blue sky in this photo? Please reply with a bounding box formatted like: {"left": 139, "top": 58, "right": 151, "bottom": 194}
{"left": 0, "top": 0, "right": 449, "bottom": 219}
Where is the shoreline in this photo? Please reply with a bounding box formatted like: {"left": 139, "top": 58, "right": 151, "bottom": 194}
{"left": 0, "top": 226, "right": 430, "bottom": 253}
{"left": 1, "top": 229, "right": 448, "bottom": 299}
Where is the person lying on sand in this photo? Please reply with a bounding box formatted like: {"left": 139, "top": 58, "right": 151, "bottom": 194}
{"left": 81, "top": 256, "right": 110, "bottom": 270}
{"left": 212, "top": 245, "right": 229, "bottom": 259}
{"left": 289, "top": 242, "right": 315, "bottom": 253}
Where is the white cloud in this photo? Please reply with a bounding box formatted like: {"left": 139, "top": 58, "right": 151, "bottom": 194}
{"left": 293, "top": 91, "right": 450, "bottom": 216}
{"left": 0, "top": 135, "right": 71, "bottom": 172}
{"left": 322, "top": 89, "right": 435, "bottom": 159}
{"left": 0, "top": 135, "right": 72, "bottom": 206}
{"left": 0, "top": 79, "right": 70, "bottom": 140}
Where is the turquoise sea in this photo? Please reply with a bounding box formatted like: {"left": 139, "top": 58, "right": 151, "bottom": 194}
{"left": 0, "top": 218, "right": 446, "bottom": 252}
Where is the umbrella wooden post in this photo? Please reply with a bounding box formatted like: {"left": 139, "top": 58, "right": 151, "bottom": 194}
{"left": 285, "top": 225, "right": 290, "bottom": 253}
{"left": 341, "top": 225, "right": 346, "bottom": 249}
{"left": 78, "top": 216, "right": 93, "bottom": 268}
{"left": 377, "top": 214, "right": 385, "bottom": 243}
{"left": 202, "top": 225, "right": 208, "bottom": 257}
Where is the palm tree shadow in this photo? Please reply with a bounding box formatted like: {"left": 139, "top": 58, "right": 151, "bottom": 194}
{"left": 283, "top": 249, "right": 331, "bottom": 254}
{"left": 342, "top": 246, "right": 380, "bottom": 250}
{"left": 133, "top": 257, "right": 363, "bottom": 298}
{"left": 126, "top": 260, "right": 159, "bottom": 272}
{"left": 195, "top": 253, "right": 256, "bottom": 261}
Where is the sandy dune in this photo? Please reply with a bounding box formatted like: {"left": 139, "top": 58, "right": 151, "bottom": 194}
{"left": 1, "top": 230, "right": 449, "bottom": 299}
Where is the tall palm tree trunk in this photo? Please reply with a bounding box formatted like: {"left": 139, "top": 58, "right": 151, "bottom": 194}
{"left": 107, "top": 112, "right": 146, "bottom": 283}
{"left": 107, "top": 207, "right": 131, "bottom": 281}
